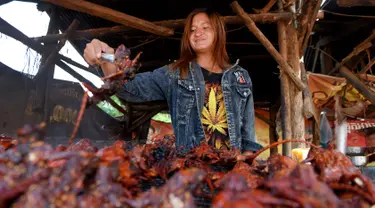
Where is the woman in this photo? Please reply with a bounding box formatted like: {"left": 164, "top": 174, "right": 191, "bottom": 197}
{"left": 84, "top": 8, "right": 262, "bottom": 154}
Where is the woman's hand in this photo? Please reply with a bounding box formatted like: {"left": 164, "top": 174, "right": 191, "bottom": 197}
{"left": 84, "top": 39, "right": 116, "bottom": 76}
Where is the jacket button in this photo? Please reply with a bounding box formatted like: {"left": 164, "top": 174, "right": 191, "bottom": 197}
{"left": 244, "top": 92, "right": 247, "bottom": 96}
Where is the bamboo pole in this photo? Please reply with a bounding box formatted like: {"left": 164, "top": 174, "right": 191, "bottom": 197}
{"left": 34, "top": 12, "right": 293, "bottom": 43}
{"left": 231, "top": 0, "right": 306, "bottom": 91}
{"left": 41, "top": 0, "right": 174, "bottom": 36}
{"left": 340, "top": 66, "right": 375, "bottom": 105}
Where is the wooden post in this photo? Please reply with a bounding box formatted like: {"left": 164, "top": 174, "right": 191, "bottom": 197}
{"left": 269, "top": 104, "right": 279, "bottom": 154}
{"left": 277, "top": 0, "right": 292, "bottom": 156}
{"left": 231, "top": 0, "right": 306, "bottom": 91}
{"left": 287, "top": 16, "right": 305, "bottom": 149}
{"left": 36, "top": 7, "right": 60, "bottom": 122}
{"left": 340, "top": 66, "right": 375, "bottom": 105}
{"left": 41, "top": 0, "right": 174, "bottom": 36}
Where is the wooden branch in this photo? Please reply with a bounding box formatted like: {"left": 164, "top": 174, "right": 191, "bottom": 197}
{"left": 36, "top": 19, "right": 80, "bottom": 79}
{"left": 254, "top": 0, "right": 277, "bottom": 13}
{"left": 328, "top": 29, "right": 375, "bottom": 75}
{"left": 337, "top": 0, "right": 375, "bottom": 7}
{"left": 360, "top": 57, "right": 375, "bottom": 74}
{"left": 41, "top": 0, "right": 174, "bottom": 36}
{"left": 34, "top": 12, "right": 293, "bottom": 43}
{"left": 342, "top": 42, "right": 373, "bottom": 63}
{"left": 340, "top": 66, "right": 375, "bottom": 105}
{"left": 231, "top": 1, "right": 306, "bottom": 91}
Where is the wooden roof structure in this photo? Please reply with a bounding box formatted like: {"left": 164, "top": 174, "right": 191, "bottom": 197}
{"left": 1, "top": 0, "right": 375, "bottom": 155}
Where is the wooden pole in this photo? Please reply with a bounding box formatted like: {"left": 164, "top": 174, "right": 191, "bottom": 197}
{"left": 231, "top": 0, "right": 306, "bottom": 91}
{"left": 277, "top": 0, "right": 292, "bottom": 157}
{"left": 340, "top": 66, "right": 375, "bottom": 105}
{"left": 286, "top": 9, "right": 305, "bottom": 149}
{"left": 41, "top": 0, "right": 174, "bottom": 36}
{"left": 34, "top": 12, "right": 293, "bottom": 43}
{"left": 38, "top": 7, "right": 60, "bottom": 122}
{"left": 269, "top": 104, "right": 279, "bottom": 154}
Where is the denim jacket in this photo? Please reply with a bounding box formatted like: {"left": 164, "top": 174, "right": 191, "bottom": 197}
{"left": 117, "top": 60, "right": 263, "bottom": 152}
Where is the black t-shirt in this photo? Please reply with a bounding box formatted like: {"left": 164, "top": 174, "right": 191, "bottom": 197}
{"left": 201, "top": 67, "right": 230, "bottom": 150}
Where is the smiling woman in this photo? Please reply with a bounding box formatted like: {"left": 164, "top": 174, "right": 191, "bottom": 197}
{"left": 83, "top": 8, "right": 263, "bottom": 153}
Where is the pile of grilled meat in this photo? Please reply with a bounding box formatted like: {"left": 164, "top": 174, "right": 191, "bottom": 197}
{"left": 0, "top": 123, "right": 374, "bottom": 208}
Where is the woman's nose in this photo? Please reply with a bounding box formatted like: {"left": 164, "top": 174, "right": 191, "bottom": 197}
{"left": 195, "top": 28, "right": 203, "bottom": 36}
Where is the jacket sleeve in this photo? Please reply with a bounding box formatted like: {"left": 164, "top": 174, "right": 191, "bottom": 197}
{"left": 241, "top": 74, "right": 263, "bottom": 152}
{"left": 116, "top": 65, "right": 170, "bottom": 102}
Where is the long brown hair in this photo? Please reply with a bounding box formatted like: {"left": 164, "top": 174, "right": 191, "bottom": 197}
{"left": 170, "top": 8, "right": 230, "bottom": 79}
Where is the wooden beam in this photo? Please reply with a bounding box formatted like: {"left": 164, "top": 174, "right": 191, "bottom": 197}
{"left": 0, "top": 0, "right": 13, "bottom": 6}
{"left": 328, "top": 29, "right": 375, "bottom": 75}
{"left": 41, "top": 0, "right": 174, "bottom": 36}
{"left": 231, "top": 0, "right": 306, "bottom": 91}
{"left": 0, "top": 17, "right": 94, "bottom": 86}
{"left": 340, "top": 66, "right": 375, "bottom": 105}
{"left": 337, "top": 0, "right": 375, "bottom": 7}
{"left": 36, "top": 19, "right": 80, "bottom": 79}
{"left": 33, "top": 12, "right": 293, "bottom": 43}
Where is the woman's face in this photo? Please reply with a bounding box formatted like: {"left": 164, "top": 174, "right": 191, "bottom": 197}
{"left": 189, "top": 13, "right": 215, "bottom": 54}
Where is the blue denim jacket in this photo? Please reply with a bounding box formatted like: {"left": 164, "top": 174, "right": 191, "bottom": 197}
{"left": 117, "top": 60, "right": 263, "bottom": 152}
